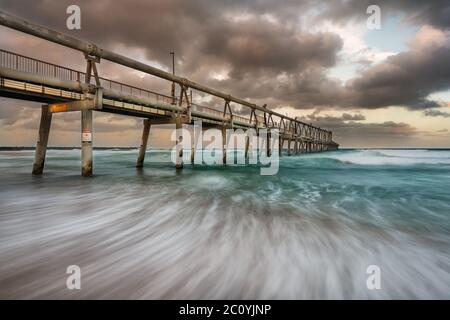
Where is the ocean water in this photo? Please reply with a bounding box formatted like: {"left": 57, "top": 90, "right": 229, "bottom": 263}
{"left": 0, "top": 148, "right": 449, "bottom": 299}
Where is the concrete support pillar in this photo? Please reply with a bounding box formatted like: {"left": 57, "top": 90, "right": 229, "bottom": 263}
{"left": 175, "top": 118, "right": 183, "bottom": 169}
{"left": 81, "top": 109, "right": 93, "bottom": 177}
{"left": 294, "top": 138, "right": 298, "bottom": 154}
{"left": 244, "top": 132, "right": 250, "bottom": 161}
{"left": 136, "top": 119, "right": 151, "bottom": 168}
{"left": 222, "top": 126, "right": 227, "bottom": 164}
{"left": 32, "top": 105, "right": 52, "bottom": 175}
{"left": 190, "top": 136, "right": 195, "bottom": 164}
{"left": 279, "top": 138, "right": 283, "bottom": 157}
{"left": 192, "top": 123, "right": 203, "bottom": 164}
{"left": 287, "top": 138, "right": 291, "bottom": 156}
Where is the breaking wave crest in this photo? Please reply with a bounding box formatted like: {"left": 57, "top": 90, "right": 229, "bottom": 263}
{"left": 313, "top": 149, "right": 450, "bottom": 166}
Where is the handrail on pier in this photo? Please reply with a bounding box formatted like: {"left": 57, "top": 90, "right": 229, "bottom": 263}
{"left": 0, "top": 10, "right": 335, "bottom": 141}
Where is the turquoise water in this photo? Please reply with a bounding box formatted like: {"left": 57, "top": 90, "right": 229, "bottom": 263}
{"left": 0, "top": 149, "right": 449, "bottom": 299}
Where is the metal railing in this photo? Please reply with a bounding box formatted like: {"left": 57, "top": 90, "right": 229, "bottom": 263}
{"left": 0, "top": 49, "right": 173, "bottom": 103}
{"left": 0, "top": 48, "right": 337, "bottom": 143}
{"left": 0, "top": 48, "right": 265, "bottom": 127}
{"left": 0, "top": 11, "right": 339, "bottom": 146}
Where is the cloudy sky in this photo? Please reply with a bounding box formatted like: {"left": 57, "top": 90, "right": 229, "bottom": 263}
{"left": 0, "top": 0, "right": 449, "bottom": 148}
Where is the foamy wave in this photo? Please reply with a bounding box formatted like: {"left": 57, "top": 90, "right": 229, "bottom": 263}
{"left": 319, "top": 149, "right": 450, "bottom": 166}
{"left": 1, "top": 149, "right": 449, "bottom": 299}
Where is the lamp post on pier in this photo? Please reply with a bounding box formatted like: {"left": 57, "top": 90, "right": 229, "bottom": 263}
{"left": 170, "top": 52, "right": 175, "bottom": 104}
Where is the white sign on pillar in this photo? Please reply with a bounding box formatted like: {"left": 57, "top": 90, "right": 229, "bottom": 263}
{"left": 82, "top": 129, "right": 92, "bottom": 142}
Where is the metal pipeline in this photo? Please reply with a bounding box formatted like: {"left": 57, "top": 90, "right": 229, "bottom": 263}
{"left": 0, "top": 66, "right": 256, "bottom": 127}
{"left": 0, "top": 10, "right": 331, "bottom": 137}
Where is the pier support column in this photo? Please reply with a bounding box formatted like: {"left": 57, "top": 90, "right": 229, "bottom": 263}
{"left": 266, "top": 129, "right": 271, "bottom": 157}
{"left": 244, "top": 132, "right": 250, "bottom": 161}
{"left": 175, "top": 118, "right": 183, "bottom": 169}
{"left": 294, "top": 138, "right": 298, "bottom": 154}
{"left": 287, "top": 138, "right": 291, "bottom": 156}
{"left": 32, "top": 105, "right": 52, "bottom": 175}
{"left": 136, "top": 119, "right": 151, "bottom": 168}
{"left": 190, "top": 137, "right": 195, "bottom": 164}
{"left": 222, "top": 126, "right": 227, "bottom": 164}
{"left": 81, "top": 109, "right": 93, "bottom": 177}
{"left": 279, "top": 138, "right": 283, "bottom": 157}
{"left": 192, "top": 123, "right": 202, "bottom": 164}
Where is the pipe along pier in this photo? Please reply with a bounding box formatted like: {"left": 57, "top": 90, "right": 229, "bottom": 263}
{"left": 0, "top": 11, "right": 338, "bottom": 176}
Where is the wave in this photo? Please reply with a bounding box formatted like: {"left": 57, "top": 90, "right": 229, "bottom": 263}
{"left": 315, "top": 149, "right": 450, "bottom": 166}
{"left": 0, "top": 148, "right": 449, "bottom": 298}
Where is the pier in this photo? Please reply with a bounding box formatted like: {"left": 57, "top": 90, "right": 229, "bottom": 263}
{"left": 0, "top": 11, "right": 338, "bottom": 176}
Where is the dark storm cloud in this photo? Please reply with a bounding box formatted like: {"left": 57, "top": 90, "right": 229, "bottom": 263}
{"left": 198, "top": 18, "right": 342, "bottom": 78}
{"left": 253, "top": 27, "right": 450, "bottom": 111}
{"left": 320, "top": 0, "right": 450, "bottom": 30}
{"left": 0, "top": 0, "right": 449, "bottom": 120}
{"left": 206, "top": 67, "right": 349, "bottom": 109}
{"left": 0, "top": 0, "right": 340, "bottom": 73}
{"left": 346, "top": 39, "right": 450, "bottom": 110}
{"left": 0, "top": 0, "right": 208, "bottom": 65}
{"left": 423, "top": 109, "right": 450, "bottom": 118}
{"left": 340, "top": 113, "right": 366, "bottom": 121}
{"left": 301, "top": 113, "right": 420, "bottom": 142}
{"left": 0, "top": 0, "right": 342, "bottom": 103}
